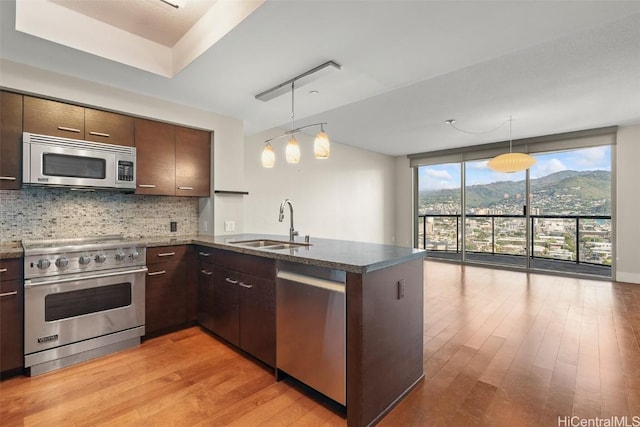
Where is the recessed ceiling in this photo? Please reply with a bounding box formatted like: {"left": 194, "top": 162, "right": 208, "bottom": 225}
{"left": 2, "top": 0, "right": 640, "bottom": 157}
{"left": 15, "top": 0, "right": 265, "bottom": 77}
{"left": 50, "top": 0, "right": 218, "bottom": 47}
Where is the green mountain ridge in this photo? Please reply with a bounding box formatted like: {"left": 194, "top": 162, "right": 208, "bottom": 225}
{"left": 420, "top": 170, "right": 611, "bottom": 213}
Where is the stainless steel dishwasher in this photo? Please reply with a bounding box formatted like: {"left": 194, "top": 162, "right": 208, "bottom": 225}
{"left": 276, "top": 261, "right": 346, "bottom": 405}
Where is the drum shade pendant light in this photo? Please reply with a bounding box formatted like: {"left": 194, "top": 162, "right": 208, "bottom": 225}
{"left": 487, "top": 117, "right": 536, "bottom": 173}
{"left": 258, "top": 62, "right": 340, "bottom": 168}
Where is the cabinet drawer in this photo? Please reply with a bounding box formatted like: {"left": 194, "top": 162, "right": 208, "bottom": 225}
{"left": 0, "top": 258, "right": 22, "bottom": 282}
{"left": 210, "top": 249, "right": 276, "bottom": 279}
{"left": 196, "top": 246, "right": 215, "bottom": 265}
{"left": 23, "top": 96, "right": 85, "bottom": 138}
{"left": 0, "top": 277, "right": 20, "bottom": 294}
{"left": 146, "top": 245, "right": 188, "bottom": 265}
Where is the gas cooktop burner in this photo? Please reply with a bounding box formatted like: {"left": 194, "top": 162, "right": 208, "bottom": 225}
{"left": 23, "top": 235, "right": 146, "bottom": 279}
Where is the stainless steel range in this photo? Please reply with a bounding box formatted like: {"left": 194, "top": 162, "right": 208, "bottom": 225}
{"left": 22, "top": 236, "right": 147, "bottom": 376}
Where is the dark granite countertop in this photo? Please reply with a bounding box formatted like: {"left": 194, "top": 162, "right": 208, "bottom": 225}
{"left": 0, "top": 241, "right": 23, "bottom": 259}
{"left": 139, "top": 233, "right": 425, "bottom": 274}
{"left": 3, "top": 234, "right": 425, "bottom": 273}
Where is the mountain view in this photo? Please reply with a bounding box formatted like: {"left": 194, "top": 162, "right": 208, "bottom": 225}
{"left": 418, "top": 169, "right": 612, "bottom": 267}
{"left": 419, "top": 170, "right": 611, "bottom": 216}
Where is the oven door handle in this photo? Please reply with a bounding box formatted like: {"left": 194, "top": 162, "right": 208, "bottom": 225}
{"left": 24, "top": 267, "right": 149, "bottom": 288}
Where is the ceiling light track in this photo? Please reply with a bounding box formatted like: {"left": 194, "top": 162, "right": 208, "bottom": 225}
{"left": 264, "top": 122, "right": 329, "bottom": 144}
{"left": 255, "top": 61, "right": 341, "bottom": 102}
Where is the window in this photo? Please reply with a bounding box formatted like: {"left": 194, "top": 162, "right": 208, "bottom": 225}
{"left": 411, "top": 129, "right": 614, "bottom": 278}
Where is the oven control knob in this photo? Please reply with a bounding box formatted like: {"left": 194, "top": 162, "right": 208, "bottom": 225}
{"left": 95, "top": 253, "right": 107, "bottom": 263}
{"left": 129, "top": 250, "right": 140, "bottom": 259}
{"left": 79, "top": 255, "right": 92, "bottom": 265}
{"left": 115, "top": 251, "right": 126, "bottom": 261}
{"left": 56, "top": 257, "right": 69, "bottom": 268}
{"left": 37, "top": 259, "right": 51, "bottom": 269}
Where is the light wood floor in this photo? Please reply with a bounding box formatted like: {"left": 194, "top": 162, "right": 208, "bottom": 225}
{"left": 1, "top": 261, "right": 639, "bottom": 426}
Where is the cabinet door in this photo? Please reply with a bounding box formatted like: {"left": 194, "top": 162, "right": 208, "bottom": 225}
{"left": 0, "top": 259, "right": 23, "bottom": 376}
{"left": 85, "top": 109, "right": 134, "bottom": 147}
{"left": 145, "top": 260, "right": 187, "bottom": 335}
{"left": 197, "top": 262, "right": 215, "bottom": 332}
{"left": 239, "top": 273, "right": 276, "bottom": 367}
{"left": 212, "top": 267, "right": 240, "bottom": 346}
{"left": 0, "top": 279, "right": 23, "bottom": 376}
{"left": 23, "top": 96, "right": 85, "bottom": 138}
{"left": 175, "top": 126, "right": 211, "bottom": 197}
{"left": 0, "top": 91, "right": 22, "bottom": 190}
{"left": 135, "top": 118, "right": 176, "bottom": 195}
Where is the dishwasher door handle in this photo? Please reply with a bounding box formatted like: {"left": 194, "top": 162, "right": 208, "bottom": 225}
{"left": 276, "top": 270, "right": 345, "bottom": 293}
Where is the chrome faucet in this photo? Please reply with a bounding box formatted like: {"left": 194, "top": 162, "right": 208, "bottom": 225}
{"left": 279, "top": 199, "right": 298, "bottom": 242}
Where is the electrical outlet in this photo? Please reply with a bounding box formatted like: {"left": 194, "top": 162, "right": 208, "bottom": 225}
{"left": 203, "top": 221, "right": 208, "bottom": 232}
{"left": 224, "top": 220, "right": 235, "bottom": 232}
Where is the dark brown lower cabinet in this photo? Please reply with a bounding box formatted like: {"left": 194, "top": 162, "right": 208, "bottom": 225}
{"left": 211, "top": 266, "right": 240, "bottom": 346}
{"left": 145, "top": 260, "right": 187, "bottom": 336}
{"left": 196, "top": 247, "right": 276, "bottom": 367}
{"left": 0, "top": 258, "right": 24, "bottom": 378}
{"left": 238, "top": 272, "right": 275, "bottom": 367}
{"left": 145, "top": 245, "right": 191, "bottom": 337}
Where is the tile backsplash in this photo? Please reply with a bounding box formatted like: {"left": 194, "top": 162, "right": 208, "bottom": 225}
{"left": 0, "top": 188, "right": 199, "bottom": 242}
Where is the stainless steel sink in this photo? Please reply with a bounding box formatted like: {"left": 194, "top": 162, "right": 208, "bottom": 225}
{"left": 229, "top": 239, "right": 311, "bottom": 250}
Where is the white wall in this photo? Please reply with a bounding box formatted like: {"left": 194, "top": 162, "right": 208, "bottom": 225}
{"left": 0, "top": 59, "right": 245, "bottom": 236}
{"left": 244, "top": 129, "right": 397, "bottom": 244}
{"left": 615, "top": 125, "right": 640, "bottom": 284}
{"left": 394, "top": 156, "right": 414, "bottom": 248}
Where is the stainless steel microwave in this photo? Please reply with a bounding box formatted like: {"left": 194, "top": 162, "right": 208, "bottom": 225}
{"left": 23, "top": 132, "right": 136, "bottom": 191}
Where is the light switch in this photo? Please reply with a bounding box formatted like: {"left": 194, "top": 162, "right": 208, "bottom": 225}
{"left": 224, "top": 220, "right": 235, "bottom": 232}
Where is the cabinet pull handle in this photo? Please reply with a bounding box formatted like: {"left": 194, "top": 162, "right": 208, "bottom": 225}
{"left": 238, "top": 282, "right": 253, "bottom": 289}
{"left": 57, "top": 126, "right": 81, "bottom": 133}
{"left": 0, "top": 176, "right": 17, "bottom": 181}
{"left": 225, "top": 277, "right": 238, "bottom": 284}
{"left": 157, "top": 252, "right": 175, "bottom": 257}
{"left": 200, "top": 270, "right": 213, "bottom": 276}
{"left": 198, "top": 252, "right": 210, "bottom": 257}
{"left": 178, "top": 186, "right": 193, "bottom": 190}
{"left": 138, "top": 184, "right": 156, "bottom": 188}
{"left": 89, "top": 131, "right": 110, "bottom": 137}
{"left": 148, "top": 270, "right": 166, "bottom": 276}
{"left": 0, "top": 291, "right": 18, "bottom": 298}
{"left": 0, "top": 268, "right": 7, "bottom": 273}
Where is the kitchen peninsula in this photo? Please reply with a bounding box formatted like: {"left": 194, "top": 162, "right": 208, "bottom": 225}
{"left": 147, "top": 233, "right": 426, "bottom": 427}
{"left": 1, "top": 234, "right": 425, "bottom": 427}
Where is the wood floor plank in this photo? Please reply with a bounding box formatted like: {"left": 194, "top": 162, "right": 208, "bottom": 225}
{"left": 2, "top": 260, "right": 640, "bottom": 427}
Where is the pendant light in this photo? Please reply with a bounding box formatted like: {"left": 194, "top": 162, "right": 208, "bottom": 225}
{"left": 259, "top": 62, "right": 338, "bottom": 168}
{"left": 313, "top": 125, "right": 330, "bottom": 159}
{"left": 261, "top": 143, "right": 275, "bottom": 168}
{"left": 487, "top": 117, "right": 536, "bottom": 173}
{"left": 286, "top": 137, "right": 300, "bottom": 163}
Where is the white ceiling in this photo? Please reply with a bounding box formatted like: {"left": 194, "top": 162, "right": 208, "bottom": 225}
{"left": 1, "top": 0, "right": 640, "bottom": 157}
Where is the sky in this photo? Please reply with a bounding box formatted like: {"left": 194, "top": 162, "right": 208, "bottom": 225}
{"left": 419, "top": 146, "right": 611, "bottom": 191}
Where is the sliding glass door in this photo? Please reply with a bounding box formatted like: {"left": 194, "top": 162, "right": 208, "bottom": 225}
{"left": 415, "top": 145, "right": 612, "bottom": 278}
{"left": 464, "top": 160, "right": 527, "bottom": 269}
